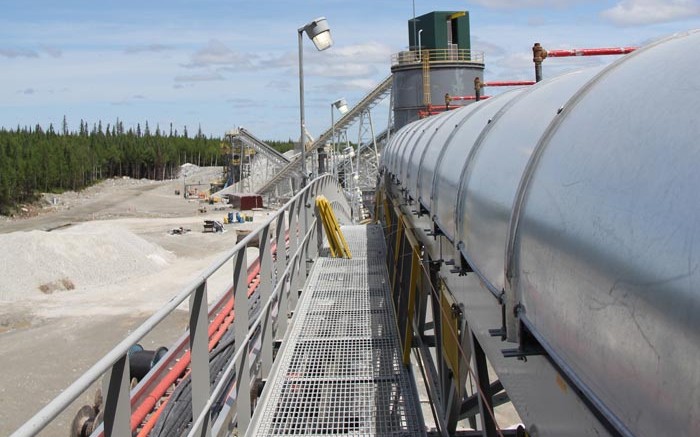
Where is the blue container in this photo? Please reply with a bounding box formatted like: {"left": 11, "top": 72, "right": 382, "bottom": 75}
{"left": 228, "top": 212, "right": 234, "bottom": 223}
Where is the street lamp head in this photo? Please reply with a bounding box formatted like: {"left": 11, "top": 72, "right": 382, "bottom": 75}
{"left": 300, "top": 17, "right": 333, "bottom": 51}
{"left": 333, "top": 98, "right": 349, "bottom": 114}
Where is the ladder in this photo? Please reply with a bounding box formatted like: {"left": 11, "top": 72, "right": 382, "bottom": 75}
{"left": 422, "top": 50, "right": 431, "bottom": 106}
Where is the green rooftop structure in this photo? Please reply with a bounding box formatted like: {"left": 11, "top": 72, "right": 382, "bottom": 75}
{"left": 391, "top": 11, "right": 484, "bottom": 129}
{"left": 408, "top": 11, "right": 471, "bottom": 51}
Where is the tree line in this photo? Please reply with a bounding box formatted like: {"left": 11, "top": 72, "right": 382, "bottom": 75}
{"left": 0, "top": 119, "right": 221, "bottom": 215}
{"left": 265, "top": 139, "right": 296, "bottom": 154}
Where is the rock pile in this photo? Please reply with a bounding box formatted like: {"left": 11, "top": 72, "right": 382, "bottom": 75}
{"left": 0, "top": 223, "right": 174, "bottom": 300}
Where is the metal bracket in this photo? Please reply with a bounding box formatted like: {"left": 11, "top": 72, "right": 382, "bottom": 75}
{"left": 501, "top": 320, "right": 545, "bottom": 361}
{"left": 428, "top": 259, "right": 443, "bottom": 268}
{"left": 501, "top": 344, "right": 545, "bottom": 361}
{"left": 488, "top": 328, "right": 506, "bottom": 339}
{"left": 425, "top": 223, "right": 444, "bottom": 239}
{"left": 488, "top": 301, "right": 508, "bottom": 340}
{"left": 450, "top": 303, "right": 463, "bottom": 319}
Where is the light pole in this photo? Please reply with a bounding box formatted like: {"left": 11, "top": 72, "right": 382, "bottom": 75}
{"left": 330, "top": 97, "right": 348, "bottom": 178}
{"left": 298, "top": 17, "right": 333, "bottom": 188}
{"left": 412, "top": 0, "right": 417, "bottom": 50}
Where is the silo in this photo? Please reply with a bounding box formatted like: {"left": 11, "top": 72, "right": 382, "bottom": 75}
{"left": 391, "top": 11, "right": 485, "bottom": 130}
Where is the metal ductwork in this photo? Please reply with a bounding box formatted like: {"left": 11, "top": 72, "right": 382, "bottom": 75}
{"left": 381, "top": 30, "right": 700, "bottom": 436}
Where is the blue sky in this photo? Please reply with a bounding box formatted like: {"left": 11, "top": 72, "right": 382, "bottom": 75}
{"left": 2, "top": 0, "right": 700, "bottom": 140}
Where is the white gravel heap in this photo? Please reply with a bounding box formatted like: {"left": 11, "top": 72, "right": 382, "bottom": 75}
{"left": 0, "top": 223, "right": 174, "bottom": 300}
{"left": 178, "top": 163, "right": 200, "bottom": 178}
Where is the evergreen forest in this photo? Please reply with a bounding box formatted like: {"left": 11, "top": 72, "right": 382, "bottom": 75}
{"left": 0, "top": 119, "right": 221, "bottom": 215}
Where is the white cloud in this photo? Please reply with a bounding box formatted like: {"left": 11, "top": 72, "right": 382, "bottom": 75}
{"left": 306, "top": 62, "right": 378, "bottom": 79}
{"left": 184, "top": 39, "right": 253, "bottom": 68}
{"left": 40, "top": 45, "right": 62, "bottom": 58}
{"left": 468, "top": 0, "right": 588, "bottom": 8}
{"left": 344, "top": 78, "right": 381, "bottom": 91}
{"left": 0, "top": 48, "right": 38, "bottom": 58}
{"left": 471, "top": 36, "right": 507, "bottom": 57}
{"left": 174, "top": 72, "right": 225, "bottom": 82}
{"left": 266, "top": 80, "right": 292, "bottom": 92}
{"left": 329, "top": 43, "right": 392, "bottom": 63}
{"left": 302, "top": 42, "right": 390, "bottom": 79}
{"left": 124, "top": 44, "right": 172, "bottom": 54}
{"left": 602, "top": 0, "right": 700, "bottom": 25}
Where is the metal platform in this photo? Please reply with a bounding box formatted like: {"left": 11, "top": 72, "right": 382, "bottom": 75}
{"left": 248, "top": 225, "right": 425, "bottom": 436}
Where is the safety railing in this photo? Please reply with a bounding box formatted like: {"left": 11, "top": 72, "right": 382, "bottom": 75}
{"left": 11, "top": 174, "right": 351, "bottom": 437}
{"left": 391, "top": 48, "right": 485, "bottom": 67}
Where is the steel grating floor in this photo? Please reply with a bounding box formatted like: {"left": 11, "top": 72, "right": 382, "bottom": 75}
{"left": 248, "top": 225, "right": 425, "bottom": 436}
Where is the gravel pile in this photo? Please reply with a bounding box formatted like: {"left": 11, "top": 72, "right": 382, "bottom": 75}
{"left": 0, "top": 222, "right": 174, "bottom": 300}
{"left": 178, "top": 163, "right": 201, "bottom": 178}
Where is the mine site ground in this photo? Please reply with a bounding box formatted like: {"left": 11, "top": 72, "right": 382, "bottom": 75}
{"left": 0, "top": 165, "right": 269, "bottom": 435}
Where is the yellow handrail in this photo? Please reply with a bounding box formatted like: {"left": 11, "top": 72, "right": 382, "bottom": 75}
{"left": 315, "top": 195, "right": 352, "bottom": 259}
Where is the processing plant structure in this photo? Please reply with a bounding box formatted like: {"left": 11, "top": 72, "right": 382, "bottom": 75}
{"left": 10, "top": 10, "right": 700, "bottom": 437}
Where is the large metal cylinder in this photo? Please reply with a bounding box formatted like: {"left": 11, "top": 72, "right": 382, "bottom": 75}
{"left": 382, "top": 30, "right": 700, "bottom": 436}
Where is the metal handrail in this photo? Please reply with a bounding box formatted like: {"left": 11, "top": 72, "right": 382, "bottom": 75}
{"left": 188, "top": 217, "right": 316, "bottom": 436}
{"left": 11, "top": 174, "right": 351, "bottom": 437}
{"left": 391, "top": 48, "right": 485, "bottom": 66}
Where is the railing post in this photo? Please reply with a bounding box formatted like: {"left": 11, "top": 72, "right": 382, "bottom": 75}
{"left": 290, "top": 249, "right": 302, "bottom": 312}
{"left": 275, "top": 214, "right": 289, "bottom": 335}
{"left": 300, "top": 189, "right": 311, "bottom": 250}
{"left": 307, "top": 186, "right": 319, "bottom": 260}
{"left": 288, "top": 199, "right": 299, "bottom": 259}
{"left": 233, "top": 248, "right": 251, "bottom": 432}
{"left": 315, "top": 197, "right": 325, "bottom": 255}
{"left": 189, "top": 282, "right": 212, "bottom": 437}
{"left": 297, "top": 189, "right": 310, "bottom": 278}
{"left": 102, "top": 355, "right": 131, "bottom": 437}
{"left": 257, "top": 225, "right": 274, "bottom": 378}
{"left": 279, "top": 272, "right": 291, "bottom": 334}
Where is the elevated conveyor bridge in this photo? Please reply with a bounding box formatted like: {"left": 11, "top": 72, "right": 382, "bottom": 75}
{"left": 220, "top": 127, "right": 298, "bottom": 195}
{"left": 256, "top": 76, "right": 392, "bottom": 197}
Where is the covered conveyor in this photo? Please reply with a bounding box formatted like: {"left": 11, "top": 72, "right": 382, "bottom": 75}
{"left": 379, "top": 30, "right": 700, "bottom": 436}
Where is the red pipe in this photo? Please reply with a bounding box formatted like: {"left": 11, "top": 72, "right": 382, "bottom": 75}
{"left": 128, "top": 234, "right": 289, "bottom": 435}
{"left": 547, "top": 47, "right": 636, "bottom": 57}
{"left": 136, "top": 299, "right": 240, "bottom": 436}
{"left": 449, "top": 95, "right": 491, "bottom": 101}
{"left": 482, "top": 81, "right": 535, "bottom": 87}
{"left": 128, "top": 265, "right": 261, "bottom": 433}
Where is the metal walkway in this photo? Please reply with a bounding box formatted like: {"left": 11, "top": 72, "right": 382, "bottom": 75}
{"left": 248, "top": 225, "right": 425, "bottom": 436}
